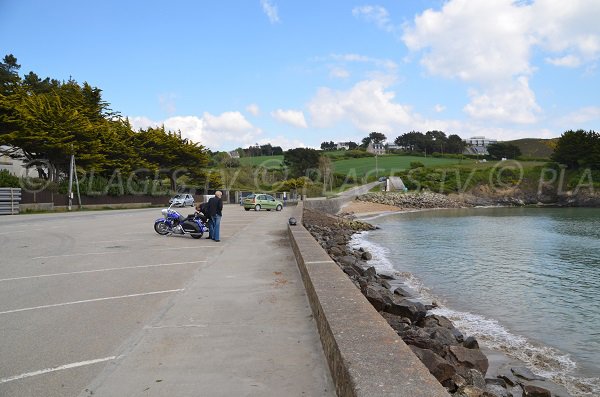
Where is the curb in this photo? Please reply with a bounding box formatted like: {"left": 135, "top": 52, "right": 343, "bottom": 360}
{"left": 287, "top": 202, "right": 449, "bottom": 397}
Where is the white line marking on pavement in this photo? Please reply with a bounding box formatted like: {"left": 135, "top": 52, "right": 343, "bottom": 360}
{"left": 0, "top": 289, "right": 184, "bottom": 315}
{"left": 0, "top": 356, "right": 122, "bottom": 384}
{"left": 144, "top": 324, "right": 208, "bottom": 329}
{"left": 32, "top": 246, "right": 216, "bottom": 259}
{"left": 0, "top": 261, "right": 206, "bottom": 282}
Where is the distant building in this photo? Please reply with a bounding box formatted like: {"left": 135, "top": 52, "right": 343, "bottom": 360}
{"left": 463, "top": 136, "right": 497, "bottom": 156}
{"left": 336, "top": 142, "right": 351, "bottom": 150}
{"left": 228, "top": 150, "right": 240, "bottom": 159}
{"left": 386, "top": 144, "right": 402, "bottom": 151}
{"left": 464, "top": 136, "right": 497, "bottom": 147}
{"left": 367, "top": 142, "right": 385, "bottom": 155}
{"left": 0, "top": 147, "right": 27, "bottom": 177}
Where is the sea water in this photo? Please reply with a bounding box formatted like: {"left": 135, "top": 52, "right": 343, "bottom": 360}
{"left": 351, "top": 207, "right": 600, "bottom": 397}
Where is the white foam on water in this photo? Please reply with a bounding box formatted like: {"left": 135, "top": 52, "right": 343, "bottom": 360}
{"left": 351, "top": 231, "right": 600, "bottom": 397}
{"left": 349, "top": 231, "right": 395, "bottom": 274}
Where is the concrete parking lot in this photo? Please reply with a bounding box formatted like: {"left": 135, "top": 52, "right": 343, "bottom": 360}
{"left": 0, "top": 205, "right": 334, "bottom": 397}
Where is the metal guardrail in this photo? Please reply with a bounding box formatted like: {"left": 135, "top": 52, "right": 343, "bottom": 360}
{"left": 0, "top": 188, "right": 21, "bottom": 215}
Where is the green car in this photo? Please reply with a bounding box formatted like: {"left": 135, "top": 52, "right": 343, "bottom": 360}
{"left": 243, "top": 193, "right": 284, "bottom": 211}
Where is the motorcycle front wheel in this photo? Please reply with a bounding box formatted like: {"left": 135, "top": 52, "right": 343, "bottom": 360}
{"left": 154, "top": 221, "right": 170, "bottom": 235}
{"left": 190, "top": 233, "right": 203, "bottom": 239}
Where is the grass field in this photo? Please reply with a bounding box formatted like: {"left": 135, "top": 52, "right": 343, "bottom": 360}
{"left": 238, "top": 155, "right": 284, "bottom": 167}
{"left": 332, "top": 155, "right": 463, "bottom": 176}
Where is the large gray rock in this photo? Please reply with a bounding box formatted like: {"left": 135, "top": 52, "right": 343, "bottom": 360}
{"left": 485, "top": 383, "right": 513, "bottom": 397}
{"left": 448, "top": 345, "right": 490, "bottom": 375}
{"left": 453, "top": 385, "right": 485, "bottom": 397}
{"left": 465, "top": 368, "right": 486, "bottom": 389}
{"left": 522, "top": 384, "right": 551, "bottom": 397}
{"left": 410, "top": 346, "right": 456, "bottom": 383}
{"left": 511, "top": 367, "right": 545, "bottom": 381}
{"left": 384, "top": 298, "right": 427, "bottom": 322}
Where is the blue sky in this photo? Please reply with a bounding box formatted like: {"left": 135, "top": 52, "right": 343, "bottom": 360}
{"left": 1, "top": 0, "right": 599, "bottom": 151}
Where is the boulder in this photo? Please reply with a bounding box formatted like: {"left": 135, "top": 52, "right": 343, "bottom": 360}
{"left": 399, "top": 327, "right": 443, "bottom": 352}
{"left": 463, "top": 336, "right": 480, "bottom": 349}
{"left": 511, "top": 367, "right": 545, "bottom": 381}
{"left": 364, "top": 266, "right": 378, "bottom": 281}
{"left": 363, "top": 284, "right": 388, "bottom": 312}
{"left": 418, "top": 314, "right": 455, "bottom": 329}
{"left": 380, "top": 312, "right": 410, "bottom": 333}
{"left": 361, "top": 251, "right": 373, "bottom": 260}
{"left": 485, "top": 384, "right": 513, "bottom": 397}
{"left": 448, "top": 345, "right": 489, "bottom": 375}
{"left": 454, "top": 385, "right": 486, "bottom": 397}
{"left": 465, "top": 369, "right": 486, "bottom": 389}
{"left": 430, "top": 327, "right": 462, "bottom": 347}
{"left": 410, "top": 346, "right": 457, "bottom": 383}
{"left": 384, "top": 298, "right": 427, "bottom": 322}
{"left": 328, "top": 245, "right": 344, "bottom": 257}
{"left": 522, "top": 385, "right": 551, "bottom": 397}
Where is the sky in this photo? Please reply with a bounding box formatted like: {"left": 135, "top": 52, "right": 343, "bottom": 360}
{"left": 1, "top": 0, "right": 599, "bottom": 152}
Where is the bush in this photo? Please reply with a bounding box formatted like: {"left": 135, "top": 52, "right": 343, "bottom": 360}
{"left": 0, "top": 170, "right": 20, "bottom": 187}
{"left": 409, "top": 161, "right": 425, "bottom": 169}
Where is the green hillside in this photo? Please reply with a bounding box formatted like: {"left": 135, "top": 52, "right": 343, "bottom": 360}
{"left": 333, "top": 155, "right": 461, "bottom": 176}
{"left": 505, "top": 138, "right": 558, "bottom": 159}
{"left": 239, "top": 155, "right": 284, "bottom": 167}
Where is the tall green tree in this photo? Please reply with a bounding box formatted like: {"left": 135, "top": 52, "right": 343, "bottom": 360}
{"left": 552, "top": 129, "right": 600, "bottom": 169}
{"left": 486, "top": 142, "right": 522, "bottom": 160}
{"left": 283, "top": 148, "right": 320, "bottom": 178}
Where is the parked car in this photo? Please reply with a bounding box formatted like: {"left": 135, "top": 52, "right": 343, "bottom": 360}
{"left": 243, "top": 194, "right": 283, "bottom": 211}
{"left": 169, "top": 193, "right": 195, "bottom": 207}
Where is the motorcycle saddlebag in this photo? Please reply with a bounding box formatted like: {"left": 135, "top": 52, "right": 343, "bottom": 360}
{"left": 182, "top": 220, "right": 201, "bottom": 233}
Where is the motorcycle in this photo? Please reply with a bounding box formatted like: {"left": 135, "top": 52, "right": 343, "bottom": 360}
{"left": 154, "top": 204, "right": 208, "bottom": 239}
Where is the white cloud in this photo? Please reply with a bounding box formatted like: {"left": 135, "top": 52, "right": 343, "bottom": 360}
{"left": 329, "top": 66, "right": 350, "bottom": 79}
{"left": 402, "top": 0, "right": 534, "bottom": 83}
{"left": 531, "top": 0, "right": 600, "bottom": 65}
{"left": 330, "top": 53, "right": 398, "bottom": 71}
{"left": 352, "top": 5, "right": 397, "bottom": 34}
{"left": 463, "top": 76, "right": 541, "bottom": 124}
{"left": 271, "top": 109, "right": 308, "bottom": 128}
{"left": 545, "top": 55, "right": 581, "bottom": 67}
{"left": 558, "top": 106, "right": 600, "bottom": 124}
{"left": 401, "top": 0, "right": 600, "bottom": 82}
{"left": 129, "top": 112, "right": 262, "bottom": 150}
{"left": 246, "top": 103, "right": 260, "bottom": 116}
{"left": 434, "top": 104, "right": 446, "bottom": 113}
{"left": 260, "top": 0, "right": 280, "bottom": 24}
{"left": 307, "top": 79, "right": 414, "bottom": 133}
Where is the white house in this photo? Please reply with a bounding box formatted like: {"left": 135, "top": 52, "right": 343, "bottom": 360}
{"left": 464, "top": 136, "right": 497, "bottom": 147}
{"left": 335, "top": 142, "right": 351, "bottom": 150}
{"left": 0, "top": 147, "right": 27, "bottom": 177}
{"left": 367, "top": 142, "right": 385, "bottom": 155}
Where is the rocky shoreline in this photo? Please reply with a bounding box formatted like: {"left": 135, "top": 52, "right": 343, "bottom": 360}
{"left": 351, "top": 189, "right": 600, "bottom": 211}
{"left": 303, "top": 207, "right": 571, "bottom": 397}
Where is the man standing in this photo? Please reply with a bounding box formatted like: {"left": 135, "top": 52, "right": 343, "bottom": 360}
{"left": 206, "top": 191, "right": 223, "bottom": 242}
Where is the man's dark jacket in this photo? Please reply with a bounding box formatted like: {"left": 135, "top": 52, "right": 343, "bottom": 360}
{"left": 206, "top": 196, "right": 223, "bottom": 217}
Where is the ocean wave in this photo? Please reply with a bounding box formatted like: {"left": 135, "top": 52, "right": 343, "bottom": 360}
{"left": 430, "top": 306, "right": 600, "bottom": 397}
{"left": 350, "top": 232, "right": 600, "bottom": 397}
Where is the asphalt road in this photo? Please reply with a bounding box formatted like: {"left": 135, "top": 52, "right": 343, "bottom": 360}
{"left": 0, "top": 205, "right": 334, "bottom": 397}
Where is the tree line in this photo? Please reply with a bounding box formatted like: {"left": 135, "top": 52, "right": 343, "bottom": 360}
{"left": 0, "top": 54, "right": 213, "bottom": 192}
{"left": 321, "top": 131, "right": 466, "bottom": 155}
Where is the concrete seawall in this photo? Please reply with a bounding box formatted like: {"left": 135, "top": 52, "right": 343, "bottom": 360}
{"left": 287, "top": 202, "right": 449, "bottom": 397}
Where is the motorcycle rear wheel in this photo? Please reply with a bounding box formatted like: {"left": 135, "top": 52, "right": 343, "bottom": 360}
{"left": 190, "top": 233, "right": 203, "bottom": 239}
{"left": 154, "top": 221, "right": 170, "bottom": 235}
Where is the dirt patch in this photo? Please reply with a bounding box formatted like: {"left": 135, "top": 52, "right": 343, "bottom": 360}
{"left": 340, "top": 200, "right": 402, "bottom": 215}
